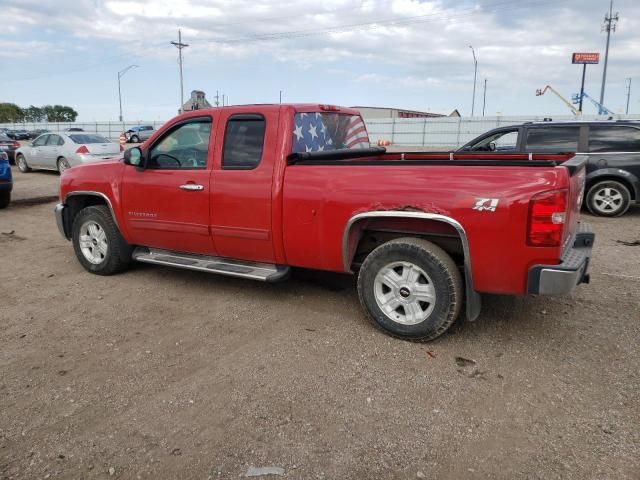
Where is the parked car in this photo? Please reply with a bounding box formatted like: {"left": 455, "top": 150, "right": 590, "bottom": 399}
{"left": 0, "top": 151, "right": 12, "bottom": 208}
{"left": 125, "top": 125, "right": 155, "bottom": 143}
{"left": 6, "top": 129, "right": 30, "bottom": 140}
{"left": 15, "top": 132, "right": 122, "bottom": 173}
{"left": 28, "top": 129, "right": 50, "bottom": 139}
{"left": 0, "top": 132, "right": 21, "bottom": 164}
{"left": 65, "top": 127, "right": 84, "bottom": 132}
{"left": 55, "top": 104, "right": 593, "bottom": 342}
{"left": 459, "top": 120, "right": 640, "bottom": 217}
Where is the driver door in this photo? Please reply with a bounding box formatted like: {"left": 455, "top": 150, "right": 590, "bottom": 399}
{"left": 121, "top": 116, "right": 217, "bottom": 255}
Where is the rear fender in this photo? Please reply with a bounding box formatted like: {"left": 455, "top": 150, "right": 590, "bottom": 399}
{"left": 343, "top": 211, "right": 481, "bottom": 321}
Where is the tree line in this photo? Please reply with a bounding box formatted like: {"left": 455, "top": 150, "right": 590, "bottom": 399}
{"left": 0, "top": 103, "right": 79, "bottom": 123}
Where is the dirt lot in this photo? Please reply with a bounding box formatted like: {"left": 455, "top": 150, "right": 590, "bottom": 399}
{"left": 1, "top": 168, "right": 639, "bottom": 480}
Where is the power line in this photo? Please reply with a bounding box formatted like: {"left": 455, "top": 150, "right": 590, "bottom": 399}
{"left": 190, "top": 0, "right": 554, "bottom": 45}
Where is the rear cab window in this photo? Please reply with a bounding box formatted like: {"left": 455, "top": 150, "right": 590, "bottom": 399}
{"left": 292, "top": 112, "right": 369, "bottom": 153}
{"left": 222, "top": 114, "right": 266, "bottom": 169}
{"left": 588, "top": 125, "right": 640, "bottom": 152}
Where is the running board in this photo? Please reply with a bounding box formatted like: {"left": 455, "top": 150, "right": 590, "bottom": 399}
{"left": 132, "top": 248, "right": 290, "bottom": 282}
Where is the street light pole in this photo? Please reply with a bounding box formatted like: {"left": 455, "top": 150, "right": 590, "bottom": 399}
{"left": 118, "top": 64, "right": 139, "bottom": 128}
{"left": 469, "top": 46, "right": 478, "bottom": 117}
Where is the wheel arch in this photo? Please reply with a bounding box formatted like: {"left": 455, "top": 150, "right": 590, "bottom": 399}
{"left": 62, "top": 191, "right": 120, "bottom": 239}
{"left": 343, "top": 211, "right": 481, "bottom": 321}
{"left": 586, "top": 169, "right": 639, "bottom": 201}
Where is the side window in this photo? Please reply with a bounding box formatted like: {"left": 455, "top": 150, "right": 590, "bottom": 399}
{"left": 525, "top": 127, "right": 579, "bottom": 152}
{"left": 33, "top": 135, "right": 48, "bottom": 147}
{"left": 46, "top": 135, "right": 61, "bottom": 146}
{"left": 148, "top": 119, "right": 212, "bottom": 169}
{"left": 469, "top": 130, "right": 518, "bottom": 151}
{"left": 222, "top": 115, "right": 265, "bottom": 169}
{"left": 589, "top": 126, "right": 640, "bottom": 152}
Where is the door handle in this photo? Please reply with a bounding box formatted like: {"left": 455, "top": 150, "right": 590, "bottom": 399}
{"left": 179, "top": 184, "right": 204, "bottom": 191}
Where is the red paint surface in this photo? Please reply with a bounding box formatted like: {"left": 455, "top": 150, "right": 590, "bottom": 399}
{"left": 60, "top": 104, "right": 585, "bottom": 296}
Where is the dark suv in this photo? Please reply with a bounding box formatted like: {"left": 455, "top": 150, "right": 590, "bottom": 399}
{"left": 460, "top": 121, "right": 640, "bottom": 217}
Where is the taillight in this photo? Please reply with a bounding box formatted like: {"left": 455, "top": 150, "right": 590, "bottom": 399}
{"left": 319, "top": 104, "right": 340, "bottom": 111}
{"left": 12, "top": 142, "right": 20, "bottom": 149}
{"left": 527, "top": 189, "right": 568, "bottom": 247}
{"left": 75, "top": 145, "right": 89, "bottom": 154}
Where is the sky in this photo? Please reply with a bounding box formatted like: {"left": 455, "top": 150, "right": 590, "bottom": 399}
{"left": 1, "top": 0, "right": 639, "bottom": 121}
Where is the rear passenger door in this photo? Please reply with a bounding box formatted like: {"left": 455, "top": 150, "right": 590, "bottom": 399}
{"left": 523, "top": 125, "right": 585, "bottom": 153}
{"left": 210, "top": 109, "right": 279, "bottom": 263}
{"left": 43, "top": 134, "right": 64, "bottom": 168}
{"left": 27, "top": 134, "right": 50, "bottom": 167}
{"left": 587, "top": 125, "right": 640, "bottom": 180}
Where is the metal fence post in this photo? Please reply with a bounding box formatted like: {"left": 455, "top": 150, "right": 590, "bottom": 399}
{"left": 422, "top": 119, "right": 427, "bottom": 146}
{"left": 455, "top": 117, "right": 462, "bottom": 148}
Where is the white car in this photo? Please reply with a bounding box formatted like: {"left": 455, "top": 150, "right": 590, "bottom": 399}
{"left": 15, "top": 132, "right": 122, "bottom": 173}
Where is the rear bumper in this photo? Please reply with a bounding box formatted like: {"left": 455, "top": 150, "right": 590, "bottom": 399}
{"left": 527, "top": 222, "right": 595, "bottom": 295}
{"left": 55, "top": 203, "right": 71, "bottom": 240}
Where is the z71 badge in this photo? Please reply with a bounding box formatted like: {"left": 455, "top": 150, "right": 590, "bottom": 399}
{"left": 472, "top": 198, "right": 499, "bottom": 212}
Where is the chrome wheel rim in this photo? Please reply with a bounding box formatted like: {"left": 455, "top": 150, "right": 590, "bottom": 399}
{"left": 17, "top": 156, "right": 26, "bottom": 171}
{"left": 79, "top": 220, "right": 108, "bottom": 265}
{"left": 593, "top": 186, "right": 623, "bottom": 213}
{"left": 58, "top": 158, "right": 70, "bottom": 173}
{"left": 374, "top": 261, "right": 436, "bottom": 325}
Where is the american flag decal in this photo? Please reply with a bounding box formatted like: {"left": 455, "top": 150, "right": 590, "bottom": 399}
{"left": 292, "top": 112, "right": 369, "bottom": 153}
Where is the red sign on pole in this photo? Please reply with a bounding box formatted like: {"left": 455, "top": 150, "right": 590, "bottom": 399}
{"left": 572, "top": 53, "right": 600, "bottom": 64}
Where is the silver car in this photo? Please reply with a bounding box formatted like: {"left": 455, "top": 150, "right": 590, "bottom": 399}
{"left": 125, "top": 125, "right": 155, "bottom": 143}
{"left": 15, "top": 132, "right": 121, "bottom": 173}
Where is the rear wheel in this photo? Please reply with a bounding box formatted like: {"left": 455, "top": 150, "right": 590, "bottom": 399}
{"left": 72, "top": 205, "right": 132, "bottom": 275}
{"left": 586, "top": 180, "right": 631, "bottom": 217}
{"left": 57, "top": 157, "right": 70, "bottom": 173}
{"left": 357, "top": 237, "right": 463, "bottom": 342}
{"left": 16, "top": 154, "right": 31, "bottom": 173}
{"left": 130, "top": 135, "right": 139, "bottom": 143}
{"left": 0, "top": 190, "right": 10, "bottom": 209}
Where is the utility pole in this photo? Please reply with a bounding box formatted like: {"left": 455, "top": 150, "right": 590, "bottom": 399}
{"left": 599, "top": 0, "right": 619, "bottom": 112}
{"left": 469, "top": 45, "right": 478, "bottom": 117}
{"left": 117, "top": 65, "right": 138, "bottom": 128}
{"left": 171, "top": 29, "right": 189, "bottom": 114}
{"left": 214, "top": 90, "right": 220, "bottom": 107}
{"left": 482, "top": 79, "right": 487, "bottom": 116}
{"left": 625, "top": 78, "right": 632, "bottom": 114}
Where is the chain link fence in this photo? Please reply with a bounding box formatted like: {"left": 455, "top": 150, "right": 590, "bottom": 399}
{"left": 3, "top": 114, "right": 640, "bottom": 148}
{"left": 0, "top": 121, "right": 167, "bottom": 141}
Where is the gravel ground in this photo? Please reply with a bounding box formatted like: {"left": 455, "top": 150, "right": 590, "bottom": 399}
{"left": 1, "top": 170, "right": 639, "bottom": 480}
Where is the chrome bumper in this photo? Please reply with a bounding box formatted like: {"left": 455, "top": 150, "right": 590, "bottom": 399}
{"left": 54, "top": 203, "right": 70, "bottom": 240}
{"left": 527, "top": 222, "right": 594, "bottom": 295}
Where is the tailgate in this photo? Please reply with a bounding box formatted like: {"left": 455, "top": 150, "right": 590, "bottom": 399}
{"left": 561, "top": 156, "right": 587, "bottom": 253}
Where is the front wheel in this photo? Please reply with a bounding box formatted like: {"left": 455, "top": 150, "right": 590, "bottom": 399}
{"left": 130, "top": 135, "right": 139, "bottom": 143}
{"left": 16, "top": 154, "right": 31, "bottom": 173}
{"left": 586, "top": 180, "right": 631, "bottom": 217}
{"left": 72, "top": 205, "right": 132, "bottom": 275}
{"left": 357, "top": 237, "right": 463, "bottom": 342}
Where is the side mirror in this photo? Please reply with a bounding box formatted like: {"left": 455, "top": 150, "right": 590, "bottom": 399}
{"left": 123, "top": 147, "right": 143, "bottom": 167}
{"left": 488, "top": 142, "right": 497, "bottom": 151}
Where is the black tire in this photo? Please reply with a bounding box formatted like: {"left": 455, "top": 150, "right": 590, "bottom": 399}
{"left": 16, "top": 154, "right": 31, "bottom": 173}
{"left": 71, "top": 205, "right": 132, "bottom": 275}
{"left": 0, "top": 190, "right": 10, "bottom": 209}
{"left": 57, "top": 157, "right": 70, "bottom": 173}
{"left": 586, "top": 180, "right": 631, "bottom": 217}
{"left": 357, "top": 237, "right": 463, "bottom": 342}
{"left": 130, "top": 135, "right": 139, "bottom": 143}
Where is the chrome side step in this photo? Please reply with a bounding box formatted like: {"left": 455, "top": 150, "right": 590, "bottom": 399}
{"left": 132, "top": 247, "right": 290, "bottom": 282}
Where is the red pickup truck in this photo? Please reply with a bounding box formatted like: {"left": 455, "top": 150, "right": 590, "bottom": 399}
{"left": 55, "top": 104, "right": 594, "bottom": 341}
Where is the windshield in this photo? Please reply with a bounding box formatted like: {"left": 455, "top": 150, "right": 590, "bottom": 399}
{"left": 69, "top": 134, "right": 111, "bottom": 144}
{"left": 292, "top": 112, "right": 369, "bottom": 153}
